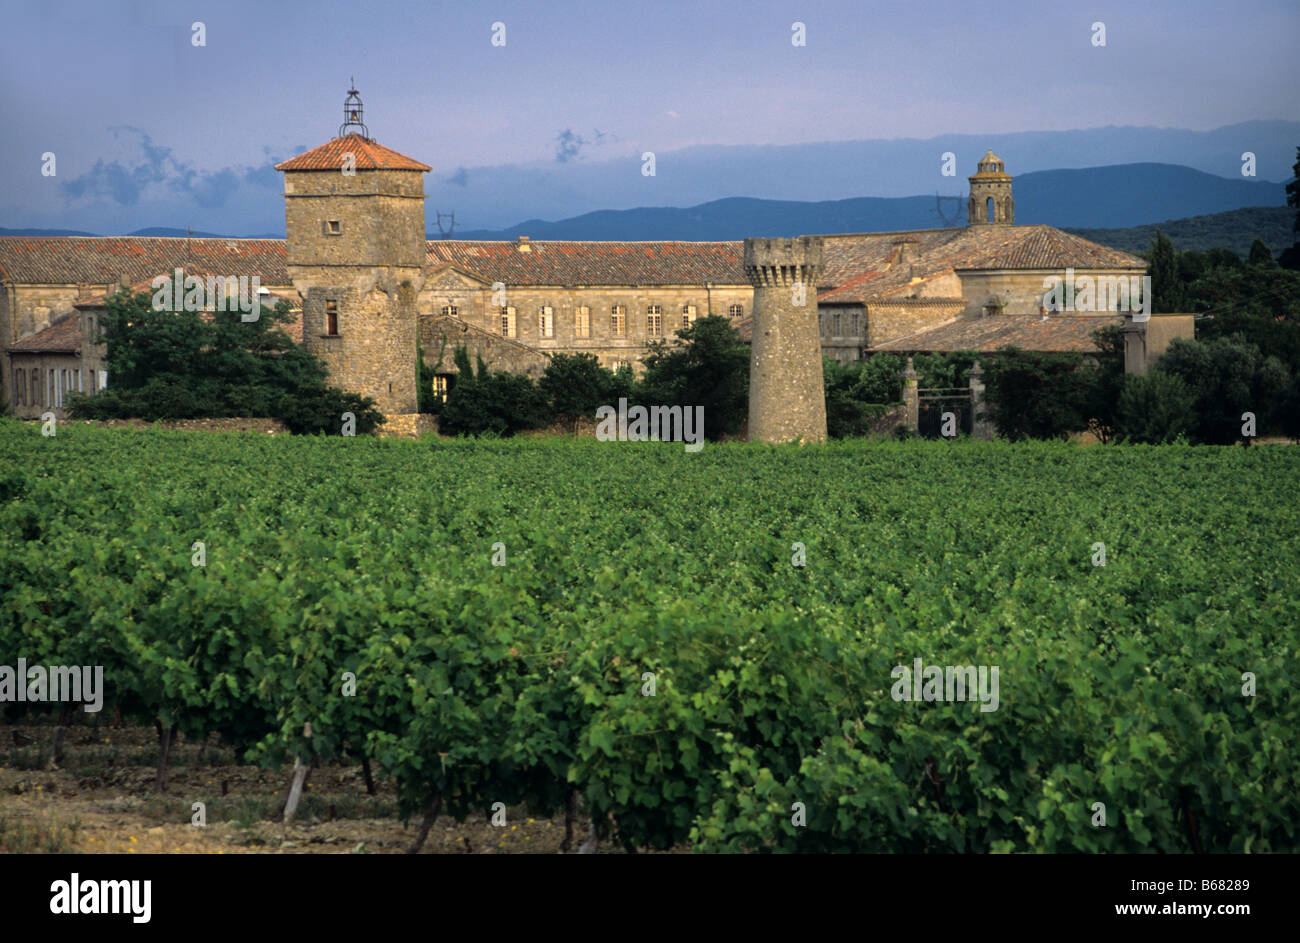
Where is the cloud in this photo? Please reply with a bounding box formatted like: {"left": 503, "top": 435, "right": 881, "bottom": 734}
{"left": 447, "top": 166, "right": 469, "bottom": 187}
{"left": 555, "top": 128, "right": 585, "bottom": 163}
{"left": 554, "top": 128, "right": 618, "bottom": 163}
{"left": 60, "top": 127, "right": 283, "bottom": 209}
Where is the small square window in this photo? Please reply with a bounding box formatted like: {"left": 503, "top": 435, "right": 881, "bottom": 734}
{"left": 325, "top": 220, "right": 342, "bottom": 235}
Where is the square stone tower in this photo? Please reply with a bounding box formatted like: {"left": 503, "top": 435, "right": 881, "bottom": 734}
{"left": 274, "top": 86, "right": 431, "bottom": 423}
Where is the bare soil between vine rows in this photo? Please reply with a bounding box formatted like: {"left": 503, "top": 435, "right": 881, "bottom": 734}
{"left": 0, "top": 720, "right": 675, "bottom": 854}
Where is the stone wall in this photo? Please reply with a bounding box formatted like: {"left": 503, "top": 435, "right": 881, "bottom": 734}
{"left": 957, "top": 268, "right": 1144, "bottom": 319}
{"left": 419, "top": 314, "right": 551, "bottom": 379}
{"left": 376, "top": 412, "right": 438, "bottom": 438}
{"left": 283, "top": 169, "right": 427, "bottom": 269}
{"left": 3, "top": 284, "right": 81, "bottom": 345}
{"left": 866, "top": 298, "right": 967, "bottom": 347}
{"left": 1122, "top": 313, "right": 1195, "bottom": 374}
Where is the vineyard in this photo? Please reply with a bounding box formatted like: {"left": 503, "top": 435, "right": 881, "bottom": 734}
{"left": 2, "top": 423, "right": 1298, "bottom": 852}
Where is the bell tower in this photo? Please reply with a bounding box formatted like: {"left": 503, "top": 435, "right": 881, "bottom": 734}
{"left": 967, "top": 150, "right": 1014, "bottom": 227}
{"left": 275, "top": 84, "right": 432, "bottom": 428}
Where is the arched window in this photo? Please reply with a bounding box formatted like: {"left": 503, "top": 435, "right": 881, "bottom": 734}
{"left": 986, "top": 197, "right": 995, "bottom": 223}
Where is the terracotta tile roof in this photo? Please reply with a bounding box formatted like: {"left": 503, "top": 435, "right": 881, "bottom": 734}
{"left": 424, "top": 240, "right": 748, "bottom": 286}
{"left": 275, "top": 135, "right": 432, "bottom": 172}
{"left": 70, "top": 271, "right": 299, "bottom": 310}
{"left": 816, "top": 226, "right": 1145, "bottom": 303}
{"left": 1, "top": 227, "right": 1143, "bottom": 304}
{"left": 8, "top": 314, "right": 82, "bottom": 353}
{"left": 0, "top": 237, "right": 288, "bottom": 286}
{"left": 871, "top": 314, "right": 1124, "bottom": 354}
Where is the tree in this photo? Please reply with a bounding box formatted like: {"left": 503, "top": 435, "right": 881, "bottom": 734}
{"left": 539, "top": 352, "right": 627, "bottom": 421}
{"left": 1153, "top": 336, "right": 1291, "bottom": 443}
{"left": 67, "top": 284, "right": 383, "bottom": 434}
{"left": 1272, "top": 374, "right": 1300, "bottom": 441}
{"left": 1147, "top": 229, "right": 1185, "bottom": 313}
{"left": 436, "top": 347, "right": 549, "bottom": 436}
{"left": 638, "top": 315, "right": 749, "bottom": 440}
{"left": 1280, "top": 146, "right": 1300, "bottom": 270}
{"left": 1248, "top": 237, "right": 1278, "bottom": 268}
{"left": 980, "top": 348, "right": 1095, "bottom": 441}
{"left": 1115, "top": 372, "right": 1197, "bottom": 444}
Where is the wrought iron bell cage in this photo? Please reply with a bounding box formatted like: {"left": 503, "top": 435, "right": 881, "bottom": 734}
{"left": 339, "top": 80, "right": 369, "bottom": 139}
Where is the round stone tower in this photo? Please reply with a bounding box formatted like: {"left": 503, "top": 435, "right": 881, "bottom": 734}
{"left": 967, "top": 150, "right": 1014, "bottom": 227}
{"left": 744, "top": 235, "right": 827, "bottom": 444}
{"left": 274, "top": 85, "right": 431, "bottom": 424}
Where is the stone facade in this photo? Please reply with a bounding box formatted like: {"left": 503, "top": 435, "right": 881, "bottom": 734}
{"left": 7, "top": 306, "right": 108, "bottom": 420}
{"left": 745, "top": 236, "right": 827, "bottom": 444}
{"left": 1122, "top": 313, "right": 1196, "bottom": 374}
{"left": 418, "top": 269, "right": 751, "bottom": 374}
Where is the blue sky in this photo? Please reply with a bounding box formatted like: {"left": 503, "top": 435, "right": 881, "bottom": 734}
{"left": 1, "top": 0, "right": 1296, "bottom": 232}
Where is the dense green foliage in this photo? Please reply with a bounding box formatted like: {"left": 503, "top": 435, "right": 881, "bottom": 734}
{"left": 66, "top": 286, "right": 384, "bottom": 435}
{"left": 980, "top": 350, "right": 1106, "bottom": 441}
{"left": 434, "top": 318, "right": 744, "bottom": 438}
{"left": 1142, "top": 230, "right": 1300, "bottom": 374}
{"left": 3, "top": 425, "right": 1297, "bottom": 852}
{"left": 823, "top": 354, "right": 903, "bottom": 438}
{"left": 436, "top": 348, "right": 550, "bottom": 436}
{"left": 639, "top": 316, "right": 749, "bottom": 440}
{"left": 1114, "top": 372, "right": 1197, "bottom": 444}
{"left": 540, "top": 352, "right": 633, "bottom": 421}
{"left": 1149, "top": 337, "right": 1291, "bottom": 444}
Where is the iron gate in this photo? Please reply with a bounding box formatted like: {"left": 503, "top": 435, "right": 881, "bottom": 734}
{"left": 918, "top": 388, "right": 973, "bottom": 438}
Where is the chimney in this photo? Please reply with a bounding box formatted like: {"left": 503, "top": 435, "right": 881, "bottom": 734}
{"left": 892, "top": 238, "right": 920, "bottom": 267}
{"left": 516, "top": 235, "right": 531, "bottom": 252}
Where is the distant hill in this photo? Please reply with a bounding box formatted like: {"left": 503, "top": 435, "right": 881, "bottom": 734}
{"left": 0, "top": 226, "right": 233, "bottom": 238}
{"left": 435, "top": 163, "right": 1286, "bottom": 242}
{"left": 126, "top": 227, "right": 229, "bottom": 238}
{"left": 1065, "top": 206, "right": 1295, "bottom": 258}
{"left": 0, "top": 226, "right": 98, "bottom": 237}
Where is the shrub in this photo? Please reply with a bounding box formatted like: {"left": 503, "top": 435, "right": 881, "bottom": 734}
{"left": 1154, "top": 336, "right": 1291, "bottom": 443}
{"left": 981, "top": 349, "right": 1094, "bottom": 440}
{"left": 437, "top": 347, "right": 549, "bottom": 436}
{"left": 1115, "top": 372, "right": 1198, "bottom": 444}
{"left": 639, "top": 316, "right": 748, "bottom": 440}
{"left": 540, "top": 353, "right": 627, "bottom": 420}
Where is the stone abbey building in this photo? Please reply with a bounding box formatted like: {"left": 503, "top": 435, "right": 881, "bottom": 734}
{"left": 2, "top": 90, "right": 1163, "bottom": 425}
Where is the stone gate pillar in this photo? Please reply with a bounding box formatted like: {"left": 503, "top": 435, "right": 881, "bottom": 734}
{"left": 967, "top": 360, "right": 992, "bottom": 440}
{"left": 744, "top": 236, "right": 827, "bottom": 443}
{"left": 902, "top": 357, "right": 920, "bottom": 432}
